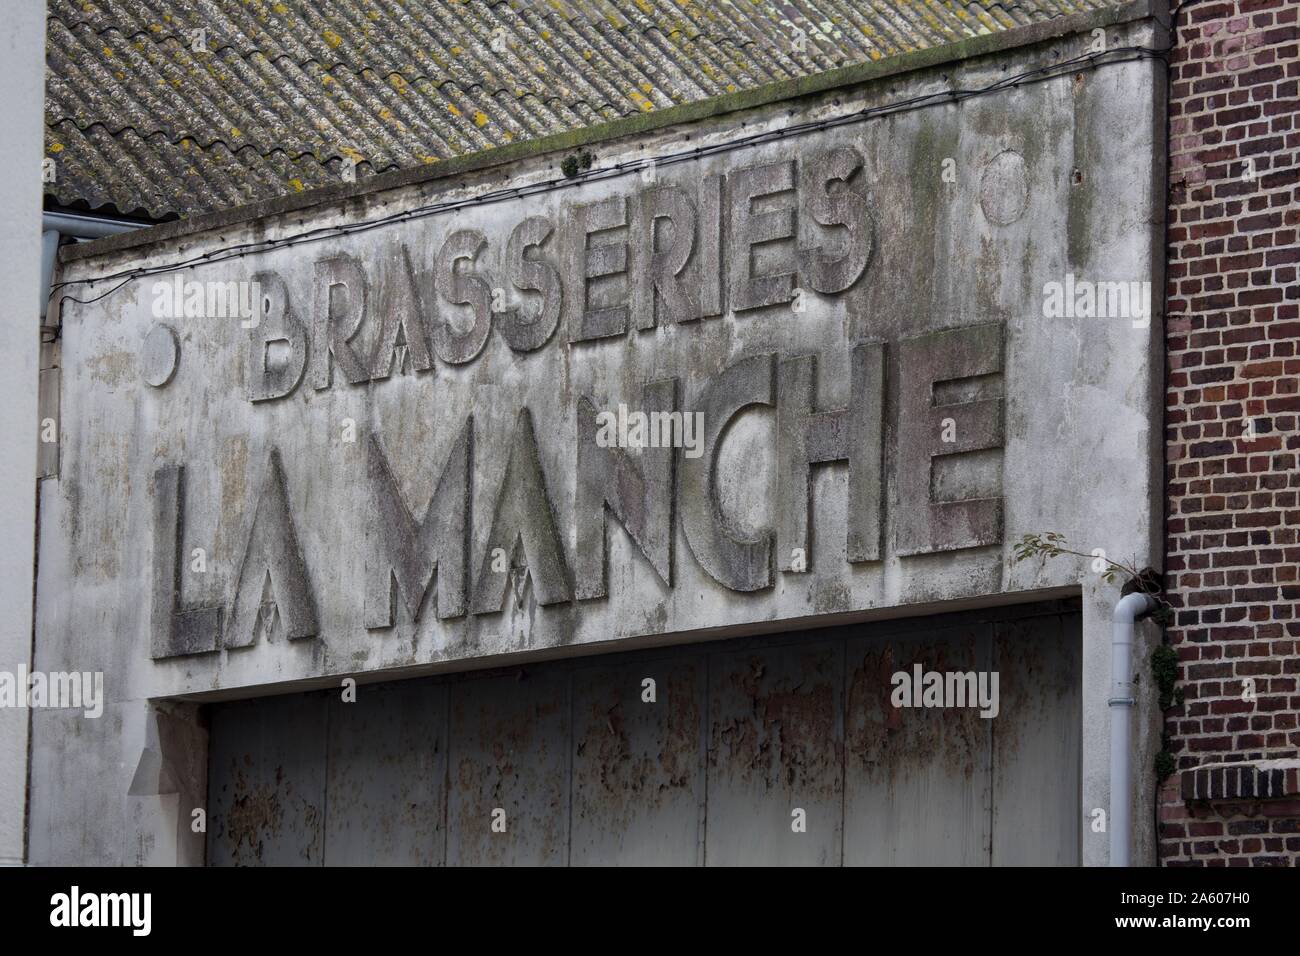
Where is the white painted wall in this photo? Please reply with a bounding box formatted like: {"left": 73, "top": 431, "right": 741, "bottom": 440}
{"left": 0, "top": 1, "right": 47, "bottom": 866}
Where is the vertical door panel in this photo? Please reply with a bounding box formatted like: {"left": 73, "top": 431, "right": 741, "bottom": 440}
{"left": 991, "top": 612, "right": 1082, "bottom": 865}
{"left": 705, "top": 641, "right": 843, "bottom": 866}
{"left": 570, "top": 655, "right": 706, "bottom": 865}
{"left": 323, "top": 679, "right": 447, "bottom": 865}
{"left": 207, "top": 693, "right": 328, "bottom": 866}
{"left": 844, "top": 626, "right": 992, "bottom": 865}
{"left": 445, "top": 670, "right": 569, "bottom": 866}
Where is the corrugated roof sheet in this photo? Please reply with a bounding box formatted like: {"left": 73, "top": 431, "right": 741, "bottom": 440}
{"left": 44, "top": 0, "right": 1121, "bottom": 220}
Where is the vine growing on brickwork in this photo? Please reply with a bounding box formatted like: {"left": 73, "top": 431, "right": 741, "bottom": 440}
{"left": 1151, "top": 644, "right": 1184, "bottom": 784}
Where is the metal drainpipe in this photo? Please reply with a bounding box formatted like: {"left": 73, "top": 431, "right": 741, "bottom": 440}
{"left": 40, "top": 211, "right": 144, "bottom": 320}
{"left": 1110, "top": 590, "right": 1157, "bottom": 867}
{"left": 39, "top": 229, "right": 60, "bottom": 320}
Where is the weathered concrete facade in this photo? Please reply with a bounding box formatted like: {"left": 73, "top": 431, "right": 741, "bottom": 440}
{"left": 30, "top": 6, "right": 1168, "bottom": 865}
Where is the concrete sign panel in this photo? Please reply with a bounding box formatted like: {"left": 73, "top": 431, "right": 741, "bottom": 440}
{"left": 104, "top": 151, "right": 1018, "bottom": 679}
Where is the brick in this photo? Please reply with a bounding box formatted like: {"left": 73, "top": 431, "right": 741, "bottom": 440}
{"left": 1165, "top": 0, "right": 1299, "bottom": 868}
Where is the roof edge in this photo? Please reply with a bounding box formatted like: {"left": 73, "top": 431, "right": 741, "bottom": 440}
{"left": 61, "top": 0, "right": 1160, "bottom": 266}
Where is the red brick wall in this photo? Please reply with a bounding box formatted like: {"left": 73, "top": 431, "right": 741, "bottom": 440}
{"left": 1162, "top": 0, "right": 1299, "bottom": 865}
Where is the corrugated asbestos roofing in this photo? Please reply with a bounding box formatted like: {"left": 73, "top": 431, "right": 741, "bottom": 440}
{"left": 45, "top": 0, "right": 1121, "bottom": 220}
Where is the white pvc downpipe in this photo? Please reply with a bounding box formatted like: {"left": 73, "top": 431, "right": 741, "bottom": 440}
{"left": 1110, "top": 590, "right": 1157, "bottom": 867}
{"left": 39, "top": 229, "right": 60, "bottom": 320}
{"left": 40, "top": 211, "right": 144, "bottom": 319}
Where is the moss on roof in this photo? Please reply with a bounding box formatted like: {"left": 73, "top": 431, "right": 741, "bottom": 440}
{"left": 44, "top": 0, "right": 1123, "bottom": 220}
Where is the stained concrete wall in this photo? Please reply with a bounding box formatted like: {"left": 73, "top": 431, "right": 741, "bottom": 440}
{"left": 31, "top": 8, "right": 1166, "bottom": 865}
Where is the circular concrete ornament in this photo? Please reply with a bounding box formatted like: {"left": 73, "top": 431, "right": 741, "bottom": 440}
{"left": 978, "top": 150, "right": 1029, "bottom": 226}
{"left": 141, "top": 324, "right": 179, "bottom": 388}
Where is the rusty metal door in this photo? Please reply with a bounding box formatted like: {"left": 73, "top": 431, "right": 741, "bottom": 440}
{"left": 207, "top": 601, "right": 1081, "bottom": 865}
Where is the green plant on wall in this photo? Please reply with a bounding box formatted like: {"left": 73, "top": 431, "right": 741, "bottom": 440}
{"left": 1012, "top": 532, "right": 1172, "bottom": 623}
{"left": 560, "top": 148, "right": 594, "bottom": 178}
{"left": 1150, "top": 643, "right": 1184, "bottom": 711}
{"left": 1149, "top": 645, "right": 1184, "bottom": 785}
{"left": 1154, "top": 735, "right": 1177, "bottom": 784}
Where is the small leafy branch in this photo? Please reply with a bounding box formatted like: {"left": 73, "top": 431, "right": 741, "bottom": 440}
{"left": 1012, "top": 531, "right": 1170, "bottom": 623}
{"left": 1014, "top": 531, "right": 1181, "bottom": 783}
{"left": 1013, "top": 532, "right": 1139, "bottom": 587}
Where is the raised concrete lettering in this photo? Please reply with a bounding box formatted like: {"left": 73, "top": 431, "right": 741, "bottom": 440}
{"left": 226, "top": 448, "right": 319, "bottom": 647}
{"left": 150, "top": 465, "right": 222, "bottom": 659}
{"left": 575, "top": 379, "right": 677, "bottom": 600}
{"left": 776, "top": 342, "right": 884, "bottom": 569}
{"left": 472, "top": 408, "right": 573, "bottom": 613}
{"left": 310, "top": 254, "right": 370, "bottom": 390}
{"left": 680, "top": 354, "right": 776, "bottom": 592}
{"left": 895, "top": 323, "right": 1005, "bottom": 556}
{"left": 365, "top": 421, "right": 472, "bottom": 628}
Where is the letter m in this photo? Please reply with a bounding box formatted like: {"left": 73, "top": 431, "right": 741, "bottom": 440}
{"left": 208, "top": 281, "right": 239, "bottom": 318}
{"left": 101, "top": 894, "right": 130, "bottom": 927}
{"left": 365, "top": 420, "right": 471, "bottom": 627}
{"left": 1097, "top": 281, "right": 1129, "bottom": 318}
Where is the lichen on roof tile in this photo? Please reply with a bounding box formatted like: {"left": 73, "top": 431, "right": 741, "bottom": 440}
{"left": 45, "top": 0, "right": 1127, "bottom": 219}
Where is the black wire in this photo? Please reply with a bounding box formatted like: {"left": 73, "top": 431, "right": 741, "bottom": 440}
{"left": 49, "top": 45, "right": 1169, "bottom": 318}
